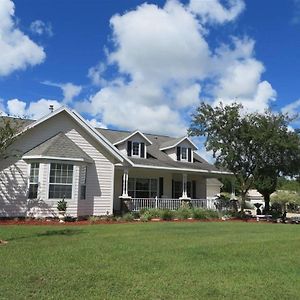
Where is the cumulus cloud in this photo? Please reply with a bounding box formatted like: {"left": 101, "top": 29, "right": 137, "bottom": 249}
{"left": 0, "top": 0, "right": 45, "bottom": 76}
{"left": 42, "top": 81, "right": 82, "bottom": 103}
{"left": 189, "top": 0, "right": 245, "bottom": 24}
{"left": 282, "top": 99, "right": 300, "bottom": 116}
{"left": 84, "top": 0, "right": 274, "bottom": 136}
{"left": 7, "top": 98, "right": 62, "bottom": 119}
{"left": 30, "top": 20, "right": 53, "bottom": 37}
{"left": 87, "top": 62, "right": 107, "bottom": 86}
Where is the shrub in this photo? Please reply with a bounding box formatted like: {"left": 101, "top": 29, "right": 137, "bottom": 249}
{"left": 57, "top": 199, "right": 67, "bottom": 211}
{"left": 146, "top": 209, "right": 161, "bottom": 219}
{"left": 205, "top": 209, "right": 219, "bottom": 219}
{"left": 132, "top": 211, "right": 140, "bottom": 219}
{"left": 192, "top": 208, "right": 208, "bottom": 219}
{"left": 88, "top": 216, "right": 101, "bottom": 224}
{"left": 176, "top": 208, "right": 192, "bottom": 220}
{"left": 159, "top": 209, "right": 174, "bottom": 221}
{"left": 122, "top": 213, "right": 134, "bottom": 222}
{"left": 140, "top": 211, "right": 152, "bottom": 222}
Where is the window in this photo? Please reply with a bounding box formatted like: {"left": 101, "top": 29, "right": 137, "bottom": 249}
{"left": 181, "top": 147, "right": 187, "bottom": 160}
{"left": 128, "top": 178, "right": 158, "bottom": 198}
{"left": 80, "top": 166, "right": 87, "bottom": 200}
{"left": 132, "top": 142, "right": 140, "bottom": 156}
{"left": 172, "top": 181, "right": 192, "bottom": 199}
{"left": 49, "top": 163, "right": 73, "bottom": 199}
{"left": 28, "top": 163, "right": 39, "bottom": 199}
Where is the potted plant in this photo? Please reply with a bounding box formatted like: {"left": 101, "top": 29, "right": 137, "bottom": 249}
{"left": 57, "top": 198, "right": 67, "bottom": 223}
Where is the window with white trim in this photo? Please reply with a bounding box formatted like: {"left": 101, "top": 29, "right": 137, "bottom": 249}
{"left": 49, "top": 163, "right": 73, "bottom": 199}
{"left": 128, "top": 178, "right": 158, "bottom": 198}
{"left": 132, "top": 142, "right": 140, "bottom": 156}
{"left": 28, "top": 163, "right": 39, "bottom": 199}
{"left": 181, "top": 147, "right": 187, "bottom": 160}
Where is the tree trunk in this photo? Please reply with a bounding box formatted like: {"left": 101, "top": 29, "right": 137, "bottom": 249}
{"left": 240, "top": 192, "right": 246, "bottom": 212}
{"left": 263, "top": 194, "right": 270, "bottom": 213}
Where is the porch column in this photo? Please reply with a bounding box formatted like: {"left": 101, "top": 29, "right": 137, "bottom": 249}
{"left": 122, "top": 168, "right": 129, "bottom": 197}
{"left": 119, "top": 168, "right": 132, "bottom": 213}
{"left": 181, "top": 173, "right": 188, "bottom": 199}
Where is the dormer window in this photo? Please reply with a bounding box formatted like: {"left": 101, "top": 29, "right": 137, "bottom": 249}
{"left": 176, "top": 146, "right": 192, "bottom": 162}
{"left": 127, "top": 141, "right": 146, "bottom": 158}
{"left": 132, "top": 142, "right": 140, "bottom": 156}
{"left": 181, "top": 147, "right": 187, "bottom": 160}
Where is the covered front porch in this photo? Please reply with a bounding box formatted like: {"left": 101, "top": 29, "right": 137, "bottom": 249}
{"left": 113, "top": 167, "right": 223, "bottom": 212}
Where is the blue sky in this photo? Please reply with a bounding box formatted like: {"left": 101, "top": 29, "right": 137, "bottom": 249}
{"left": 1, "top": 0, "right": 300, "bottom": 141}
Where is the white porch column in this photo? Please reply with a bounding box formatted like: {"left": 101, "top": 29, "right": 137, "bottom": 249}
{"left": 181, "top": 173, "right": 188, "bottom": 199}
{"left": 122, "top": 168, "right": 129, "bottom": 197}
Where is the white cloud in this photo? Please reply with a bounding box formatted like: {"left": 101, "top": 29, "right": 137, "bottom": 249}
{"left": 0, "top": 0, "right": 45, "bottom": 76}
{"left": 282, "top": 99, "right": 300, "bottom": 116}
{"left": 87, "top": 62, "right": 107, "bottom": 86}
{"left": 108, "top": 1, "right": 210, "bottom": 83}
{"left": 175, "top": 83, "right": 201, "bottom": 108}
{"left": 84, "top": 0, "right": 274, "bottom": 136}
{"left": 42, "top": 81, "right": 82, "bottom": 103}
{"left": 87, "top": 118, "right": 107, "bottom": 129}
{"left": 7, "top": 98, "right": 62, "bottom": 119}
{"left": 189, "top": 0, "right": 245, "bottom": 24}
{"left": 30, "top": 20, "right": 53, "bottom": 37}
{"left": 7, "top": 98, "right": 26, "bottom": 116}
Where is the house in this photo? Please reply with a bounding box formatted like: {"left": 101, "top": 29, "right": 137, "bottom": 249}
{"left": 246, "top": 189, "right": 265, "bottom": 208}
{"left": 0, "top": 107, "right": 230, "bottom": 218}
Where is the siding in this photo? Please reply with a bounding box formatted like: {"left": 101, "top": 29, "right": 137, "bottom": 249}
{"left": 0, "top": 111, "right": 115, "bottom": 217}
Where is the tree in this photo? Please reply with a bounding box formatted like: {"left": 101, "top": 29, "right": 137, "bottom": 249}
{"left": 0, "top": 116, "right": 24, "bottom": 160}
{"left": 251, "top": 112, "right": 300, "bottom": 211}
{"left": 189, "top": 102, "right": 300, "bottom": 211}
{"left": 0, "top": 115, "right": 24, "bottom": 245}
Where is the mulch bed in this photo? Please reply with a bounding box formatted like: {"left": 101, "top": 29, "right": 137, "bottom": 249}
{"left": 0, "top": 218, "right": 262, "bottom": 226}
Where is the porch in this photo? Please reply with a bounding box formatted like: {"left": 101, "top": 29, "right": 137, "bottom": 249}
{"left": 114, "top": 167, "right": 222, "bottom": 212}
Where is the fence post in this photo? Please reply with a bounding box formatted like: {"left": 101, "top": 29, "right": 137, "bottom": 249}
{"left": 155, "top": 196, "right": 158, "bottom": 209}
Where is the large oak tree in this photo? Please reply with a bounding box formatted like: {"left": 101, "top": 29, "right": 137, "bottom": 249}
{"left": 189, "top": 102, "right": 300, "bottom": 211}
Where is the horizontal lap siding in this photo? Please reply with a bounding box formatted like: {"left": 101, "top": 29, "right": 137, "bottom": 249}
{"left": 0, "top": 112, "right": 115, "bottom": 217}
{"left": 0, "top": 161, "right": 28, "bottom": 217}
{"left": 66, "top": 129, "right": 114, "bottom": 216}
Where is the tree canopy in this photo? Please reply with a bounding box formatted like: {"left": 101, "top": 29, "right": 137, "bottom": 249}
{"left": 189, "top": 102, "right": 300, "bottom": 210}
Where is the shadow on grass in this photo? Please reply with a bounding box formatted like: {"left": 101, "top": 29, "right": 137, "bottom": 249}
{"left": 7, "top": 228, "right": 85, "bottom": 241}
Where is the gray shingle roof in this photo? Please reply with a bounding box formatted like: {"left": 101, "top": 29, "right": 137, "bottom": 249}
{"left": 24, "top": 132, "right": 92, "bottom": 162}
{"left": 97, "top": 128, "right": 223, "bottom": 173}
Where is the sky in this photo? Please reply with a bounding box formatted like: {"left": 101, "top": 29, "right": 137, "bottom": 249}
{"left": 1, "top": 0, "right": 300, "bottom": 148}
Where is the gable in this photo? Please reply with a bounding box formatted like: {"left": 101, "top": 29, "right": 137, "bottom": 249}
{"left": 18, "top": 107, "right": 131, "bottom": 165}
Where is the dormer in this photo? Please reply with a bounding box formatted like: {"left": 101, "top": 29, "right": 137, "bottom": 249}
{"left": 114, "top": 130, "right": 152, "bottom": 159}
{"left": 160, "top": 137, "right": 198, "bottom": 163}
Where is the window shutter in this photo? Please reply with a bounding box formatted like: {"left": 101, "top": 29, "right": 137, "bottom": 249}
{"left": 176, "top": 147, "right": 181, "bottom": 161}
{"left": 140, "top": 142, "right": 145, "bottom": 158}
{"left": 188, "top": 148, "right": 192, "bottom": 162}
{"left": 159, "top": 177, "right": 164, "bottom": 198}
{"left": 127, "top": 141, "right": 132, "bottom": 156}
{"left": 192, "top": 180, "right": 196, "bottom": 199}
{"left": 172, "top": 180, "right": 174, "bottom": 198}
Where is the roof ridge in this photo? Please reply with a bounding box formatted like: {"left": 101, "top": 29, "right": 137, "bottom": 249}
{"left": 96, "top": 127, "right": 175, "bottom": 139}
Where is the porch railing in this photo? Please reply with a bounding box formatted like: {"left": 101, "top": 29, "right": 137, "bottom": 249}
{"left": 131, "top": 198, "right": 216, "bottom": 212}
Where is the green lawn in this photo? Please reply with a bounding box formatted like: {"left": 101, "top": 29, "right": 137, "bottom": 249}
{"left": 0, "top": 222, "right": 299, "bottom": 299}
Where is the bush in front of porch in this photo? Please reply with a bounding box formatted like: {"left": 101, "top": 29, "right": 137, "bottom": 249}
{"left": 127, "top": 208, "right": 220, "bottom": 222}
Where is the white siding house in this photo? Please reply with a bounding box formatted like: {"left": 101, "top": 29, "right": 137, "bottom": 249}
{"left": 0, "top": 107, "right": 231, "bottom": 218}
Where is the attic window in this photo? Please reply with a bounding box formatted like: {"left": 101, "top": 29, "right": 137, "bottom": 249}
{"left": 127, "top": 141, "right": 145, "bottom": 158}
{"left": 132, "top": 142, "right": 139, "bottom": 156}
{"left": 176, "top": 147, "right": 193, "bottom": 162}
{"left": 181, "top": 147, "right": 187, "bottom": 160}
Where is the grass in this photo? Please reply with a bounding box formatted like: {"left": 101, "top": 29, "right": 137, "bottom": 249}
{"left": 0, "top": 222, "right": 299, "bottom": 299}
